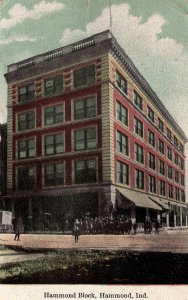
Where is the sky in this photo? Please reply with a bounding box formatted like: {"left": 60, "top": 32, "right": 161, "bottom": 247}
{"left": 0, "top": 0, "right": 188, "bottom": 194}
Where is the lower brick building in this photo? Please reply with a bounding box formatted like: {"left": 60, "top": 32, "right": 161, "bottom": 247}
{"left": 4, "top": 30, "right": 188, "bottom": 230}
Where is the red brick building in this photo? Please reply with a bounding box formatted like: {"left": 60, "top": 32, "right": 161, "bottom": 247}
{"left": 4, "top": 31, "right": 187, "bottom": 230}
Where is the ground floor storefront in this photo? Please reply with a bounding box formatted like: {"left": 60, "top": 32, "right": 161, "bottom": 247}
{"left": 2, "top": 185, "right": 188, "bottom": 231}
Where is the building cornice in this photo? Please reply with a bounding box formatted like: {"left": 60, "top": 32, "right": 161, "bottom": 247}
{"left": 4, "top": 30, "right": 187, "bottom": 143}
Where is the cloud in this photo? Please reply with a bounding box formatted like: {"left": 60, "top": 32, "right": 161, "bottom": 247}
{"left": 60, "top": 4, "right": 188, "bottom": 137}
{"left": 0, "top": 34, "right": 38, "bottom": 45}
{"left": 0, "top": 1, "right": 64, "bottom": 30}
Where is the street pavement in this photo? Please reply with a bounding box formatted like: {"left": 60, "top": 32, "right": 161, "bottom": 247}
{"left": 0, "top": 228, "right": 188, "bottom": 254}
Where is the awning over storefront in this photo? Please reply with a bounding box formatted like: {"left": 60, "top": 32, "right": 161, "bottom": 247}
{"left": 149, "top": 196, "right": 169, "bottom": 211}
{"left": 159, "top": 198, "right": 187, "bottom": 209}
{"left": 116, "top": 188, "right": 162, "bottom": 211}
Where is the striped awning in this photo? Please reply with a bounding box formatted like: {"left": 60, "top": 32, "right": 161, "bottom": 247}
{"left": 116, "top": 188, "right": 162, "bottom": 211}
{"left": 149, "top": 196, "right": 169, "bottom": 211}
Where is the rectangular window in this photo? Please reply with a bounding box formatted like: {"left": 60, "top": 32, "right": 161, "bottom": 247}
{"left": 75, "top": 158, "right": 97, "bottom": 184}
{"left": 18, "top": 83, "right": 35, "bottom": 102}
{"left": 174, "top": 154, "right": 179, "bottom": 166}
{"left": 135, "top": 169, "right": 144, "bottom": 190}
{"left": 74, "top": 65, "right": 95, "bottom": 88}
{"left": 74, "top": 127, "right": 96, "bottom": 151}
{"left": 134, "top": 117, "right": 143, "bottom": 138}
{"left": 45, "top": 162, "right": 64, "bottom": 186}
{"left": 116, "top": 131, "right": 129, "bottom": 156}
{"left": 149, "top": 175, "right": 156, "bottom": 193}
{"left": 44, "top": 133, "right": 64, "bottom": 155}
{"left": 116, "top": 72, "right": 127, "bottom": 94}
{"left": 148, "top": 107, "right": 154, "bottom": 122}
{"left": 168, "top": 166, "right": 173, "bottom": 179}
{"left": 167, "top": 128, "right": 172, "bottom": 141}
{"left": 175, "top": 170, "right": 179, "bottom": 183}
{"left": 181, "top": 190, "right": 185, "bottom": 202}
{"left": 180, "top": 143, "right": 184, "bottom": 153}
{"left": 148, "top": 152, "right": 155, "bottom": 170}
{"left": 167, "top": 147, "right": 172, "bottom": 160}
{"left": 74, "top": 96, "right": 96, "bottom": 120}
{"left": 117, "top": 161, "right": 129, "bottom": 185}
{"left": 116, "top": 101, "right": 128, "bottom": 126}
{"left": 168, "top": 184, "right": 173, "bottom": 199}
{"left": 134, "top": 143, "right": 144, "bottom": 164}
{"left": 158, "top": 118, "right": 164, "bottom": 132}
{"left": 158, "top": 139, "right": 164, "bottom": 154}
{"left": 159, "top": 159, "right": 165, "bottom": 175}
{"left": 134, "top": 92, "right": 143, "bottom": 110}
{"left": 18, "top": 110, "right": 35, "bottom": 131}
{"left": 181, "top": 174, "right": 185, "bottom": 186}
{"left": 148, "top": 129, "right": 155, "bottom": 147}
{"left": 18, "top": 138, "right": 35, "bottom": 159}
{"left": 175, "top": 188, "right": 180, "bottom": 201}
{"left": 18, "top": 167, "right": 35, "bottom": 190}
{"left": 44, "top": 76, "right": 63, "bottom": 97}
{"left": 174, "top": 136, "right": 179, "bottom": 147}
{"left": 44, "top": 104, "right": 64, "bottom": 126}
{"left": 180, "top": 159, "right": 184, "bottom": 170}
{"left": 159, "top": 180, "right": 165, "bottom": 196}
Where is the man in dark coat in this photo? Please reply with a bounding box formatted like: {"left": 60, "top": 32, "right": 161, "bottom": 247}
{"left": 14, "top": 216, "right": 24, "bottom": 241}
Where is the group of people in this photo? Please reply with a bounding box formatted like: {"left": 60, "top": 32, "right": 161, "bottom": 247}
{"left": 12, "top": 215, "right": 160, "bottom": 242}
{"left": 66, "top": 216, "right": 136, "bottom": 238}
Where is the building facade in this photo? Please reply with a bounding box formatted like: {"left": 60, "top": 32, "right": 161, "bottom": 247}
{"left": 0, "top": 123, "right": 7, "bottom": 209}
{"left": 4, "top": 31, "right": 187, "bottom": 230}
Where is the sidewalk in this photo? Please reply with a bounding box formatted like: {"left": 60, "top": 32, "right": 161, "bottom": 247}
{"left": 0, "top": 229, "right": 188, "bottom": 253}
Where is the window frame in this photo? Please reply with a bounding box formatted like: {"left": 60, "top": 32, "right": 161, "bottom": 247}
{"left": 74, "top": 158, "right": 97, "bottom": 184}
{"left": 18, "top": 83, "right": 35, "bottom": 103}
{"left": 74, "top": 65, "right": 95, "bottom": 88}
{"left": 44, "top": 162, "right": 64, "bottom": 186}
{"left": 17, "top": 110, "right": 35, "bottom": 131}
{"left": 44, "top": 75, "right": 63, "bottom": 97}
{"left": 74, "top": 127, "right": 97, "bottom": 151}
{"left": 17, "top": 138, "right": 35, "bottom": 159}
{"left": 74, "top": 95, "right": 96, "bottom": 121}
{"left": 134, "top": 117, "right": 143, "bottom": 138}
{"left": 135, "top": 169, "right": 144, "bottom": 190}
{"left": 44, "top": 104, "right": 64, "bottom": 126}
{"left": 117, "top": 161, "right": 129, "bottom": 185}
{"left": 116, "top": 100, "right": 128, "bottom": 126}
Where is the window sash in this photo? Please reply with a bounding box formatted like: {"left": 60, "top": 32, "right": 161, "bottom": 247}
{"left": 44, "top": 76, "right": 63, "bottom": 96}
{"left": 75, "top": 159, "right": 97, "bottom": 184}
{"left": 18, "top": 84, "right": 35, "bottom": 102}
{"left": 74, "top": 65, "right": 95, "bottom": 88}
{"left": 18, "top": 139, "right": 35, "bottom": 159}
{"left": 117, "top": 131, "right": 129, "bottom": 156}
{"left": 18, "top": 167, "right": 35, "bottom": 190}
{"left": 74, "top": 128, "right": 96, "bottom": 151}
{"left": 44, "top": 105, "right": 64, "bottom": 125}
{"left": 44, "top": 134, "right": 64, "bottom": 155}
{"left": 117, "top": 161, "right": 129, "bottom": 185}
{"left": 149, "top": 176, "right": 156, "bottom": 193}
{"left": 74, "top": 96, "right": 96, "bottom": 120}
{"left": 45, "top": 163, "right": 64, "bottom": 186}
{"left": 135, "top": 169, "right": 144, "bottom": 189}
{"left": 18, "top": 111, "right": 35, "bottom": 131}
{"left": 134, "top": 117, "right": 143, "bottom": 137}
{"left": 116, "top": 101, "right": 128, "bottom": 125}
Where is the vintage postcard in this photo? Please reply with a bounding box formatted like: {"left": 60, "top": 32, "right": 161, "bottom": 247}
{"left": 0, "top": 0, "right": 188, "bottom": 299}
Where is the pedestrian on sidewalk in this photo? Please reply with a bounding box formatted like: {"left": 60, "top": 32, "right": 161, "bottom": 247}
{"left": 154, "top": 220, "right": 160, "bottom": 234}
{"left": 73, "top": 219, "right": 80, "bottom": 243}
{"left": 14, "top": 216, "right": 24, "bottom": 241}
{"left": 133, "top": 221, "right": 138, "bottom": 235}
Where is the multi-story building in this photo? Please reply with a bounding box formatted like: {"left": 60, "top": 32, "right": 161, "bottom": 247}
{"left": 0, "top": 123, "right": 7, "bottom": 208}
{"left": 4, "top": 30, "right": 187, "bottom": 230}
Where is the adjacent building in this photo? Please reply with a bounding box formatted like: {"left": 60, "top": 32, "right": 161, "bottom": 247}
{"left": 0, "top": 123, "right": 7, "bottom": 209}
{"left": 4, "top": 30, "right": 187, "bottom": 230}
